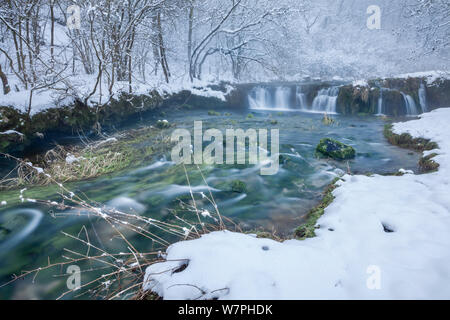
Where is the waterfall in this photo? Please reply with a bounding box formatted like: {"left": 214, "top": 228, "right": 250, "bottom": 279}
{"left": 377, "top": 88, "right": 384, "bottom": 115}
{"left": 274, "top": 87, "right": 291, "bottom": 109}
{"left": 419, "top": 83, "right": 428, "bottom": 113}
{"left": 311, "top": 86, "right": 339, "bottom": 113}
{"left": 248, "top": 87, "right": 271, "bottom": 109}
{"left": 401, "top": 93, "right": 419, "bottom": 116}
{"left": 296, "top": 86, "right": 307, "bottom": 110}
{"left": 248, "top": 86, "right": 292, "bottom": 110}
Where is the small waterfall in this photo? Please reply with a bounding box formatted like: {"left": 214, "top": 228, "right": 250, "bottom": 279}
{"left": 401, "top": 93, "right": 419, "bottom": 116}
{"left": 296, "top": 86, "right": 307, "bottom": 110}
{"left": 274, "top": 86, "right": 291, "bottom": 109}
{"left": 248, "top": 86, "right": 292, "bottom": 110}
{"left": 419, "top": 83, "right": 428, "bottom": 113}
{"left": 311, "top": 86, "right": 339, "bottom": 113}
{"left": 248, "top": 87, "right": 271, "bottom": 109}
{"left": 377, "top": 88, "right": 384, "bottom": 115}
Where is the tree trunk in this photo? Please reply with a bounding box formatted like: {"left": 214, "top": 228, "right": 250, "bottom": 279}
{"left": 0, "top": 64, "right": 11, "bottom": 95}
{"left": 50, "top": 0, "right": 55, "bottom": 63}
{"left": 157, "top": 12, "right": 170, "bottom": 83}
{"left": 188, "top": 2, "right": 194, "bottom": 81}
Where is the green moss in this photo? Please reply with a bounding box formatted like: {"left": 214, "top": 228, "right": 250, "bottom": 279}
{"left": 208, "top": 110, "right": 221, "bottom": 116}
{"left": 294, "top": 178, "right": 339, "bottom": 239}
{"left": 247, "top": 113, "right": 254, "bottom": 119}
{"left": 0, "top": 226, "right": 11, "bottom": 241}
{"left": 316, "top": 138, "right": 356, "bottom": 160}
{"left": 419, "top": 153, "right": 440, "bottom": 173}
{"left": 1, "top": 126, "right": 171, "bottom": 190}
{"left": 384, "top": 124, "right": 438, "bottom": 152}
{"left": 230, "top": 180, "right": 247, "bottom": 193}
{"left": 244, "top": 229, "right": 282, "bottom": 242}
{"left": 155, "top": 119, "right": 171, "bottom": 129}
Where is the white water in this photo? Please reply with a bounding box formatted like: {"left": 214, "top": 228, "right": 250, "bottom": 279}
{"left": 0, "top": 209, "right": 43, "bottom": 255}
{"left": 248, "top": 85, "right": 340, "bottom": 113}
{"left": 274, "top": 87, "right": 291, "bottom": 109}
{"left": 311, "top": 87, "right": 339, "bottom": 113}
{"left": 401, "top": 93, "right": 419, "bottom": 116}
{"left": 248, "top": 86, "right": 293, "bottom": 111}
{"left": 248, "top": 87, "right": 272, "bottom": 110}
{"left": 419, "top": 83, "right": 428, "bottom": 113}
{"left": 377, "top": 88, "right": 385, "bottom": 115}
{"left": 296, "top": 86, "right": 307, "bottom": 110}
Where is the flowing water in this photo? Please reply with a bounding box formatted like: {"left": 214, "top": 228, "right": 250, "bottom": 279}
{"left": 401, "top": 93, "right": 419, "bottom": 116}
{"left": 311, "top": 87, "right": 340, "bottom": 113}
{"left": 0, "top": 106, "right": 421, "bottom": 299}
{"left": 419, "top": 83, "right": 428, "bottom": 113}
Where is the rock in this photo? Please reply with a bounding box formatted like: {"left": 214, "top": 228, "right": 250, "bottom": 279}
{"left": 316, "top": 138, "right": 355, "bottom": 160}
{"left": 155, "top": 119, "right": 170, "bottom": 129}
{"left": 231, "top": 180, "right": 247, "bottom": 193}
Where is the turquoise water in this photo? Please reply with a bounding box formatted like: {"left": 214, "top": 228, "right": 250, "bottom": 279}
{"left": 0, "top": 109, "right": 420, "bottom": 299}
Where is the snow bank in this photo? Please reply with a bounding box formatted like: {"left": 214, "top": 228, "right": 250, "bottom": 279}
{"left": 0, "top": 73, "right": 231, "bottom": 116}
{"left": 144, "top": 108, "right": 450, "bottom": 300}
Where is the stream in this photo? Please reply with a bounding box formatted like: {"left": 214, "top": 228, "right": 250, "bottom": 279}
{"left": 0, "top": 103, "right": 421, "bottom": 299}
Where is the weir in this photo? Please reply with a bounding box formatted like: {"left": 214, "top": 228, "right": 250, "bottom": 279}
{"left": 246, "top": 80, "right": 431, "bottom": 116}
{"left": 247, "top": 84, "right": 340, "bottom": 113}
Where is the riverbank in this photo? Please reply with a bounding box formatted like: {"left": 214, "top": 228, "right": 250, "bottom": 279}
{"left": 143, "top": 108, "right": 450, "bottom": 299}
{"left": 0, "top": 82, "right": 233, "bottom": 155}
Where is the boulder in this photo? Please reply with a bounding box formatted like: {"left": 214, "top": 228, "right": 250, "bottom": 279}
{"left": 316, "top": 138, "right": 355, "bottom": 160}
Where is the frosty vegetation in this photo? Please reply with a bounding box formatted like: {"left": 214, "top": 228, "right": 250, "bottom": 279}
{"left": 0, "top": 0, "right": 449, "bottom": 115}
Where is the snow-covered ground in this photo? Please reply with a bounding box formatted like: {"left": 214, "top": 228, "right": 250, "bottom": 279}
{"left": 143, "top": 108, "right": 450, "bottom": 300}
{"left": 0, "top": 74, "right": 232, "bottom": 116}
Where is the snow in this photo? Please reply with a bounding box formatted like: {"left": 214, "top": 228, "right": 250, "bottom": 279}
{"left": 144, "top": 108, "right": 450, "bottom": 300}
{"left": 0, "top": 130, "right": 24, "bottom": 136}
{"left": 65, "top": 153, "right": 85, "bottom": 164}
{"left": 0, "top": 88, "right": 74, "bottom": 116}
{"left": 352, "top": 79, "right": 368, "bottom": 87}
{"left": 393, "top": 70, "right": 450, "bottom": 85}
{"left": 0, "top": 74, "right": 231, "bottom": 116}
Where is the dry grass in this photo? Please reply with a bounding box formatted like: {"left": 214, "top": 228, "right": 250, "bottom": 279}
{"left": 0, "top": 126, "right": 171, "bottom": 190}
{"left": 0, "top": 156, "right": 235, "bottom": 300}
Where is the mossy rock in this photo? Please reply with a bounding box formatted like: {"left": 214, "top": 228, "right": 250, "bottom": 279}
{"left": 384, "top": 124, "right": 438, "bottom": 151}
{"left": 155, "top": 120, "right": 171, "bottom": 129}
{"left": 208, "top": 110, "right": 221, "bottom": 116}
{"left": 0, "top": 131, "right": 27, "bottom": 153}
{"left": 0, "top": 106, "right": 27, "bottom": 132}
{"left": 231, "top": 180, "right": 247, "bottom": 193}
{"left": 316, "top": 138, "right": 355, "bottom": 160}
{"left": 419, "top": 153, "right": 440, "bottom": 173}
{"left": 336, "top": 85, "right": 377, "bottom": 115}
